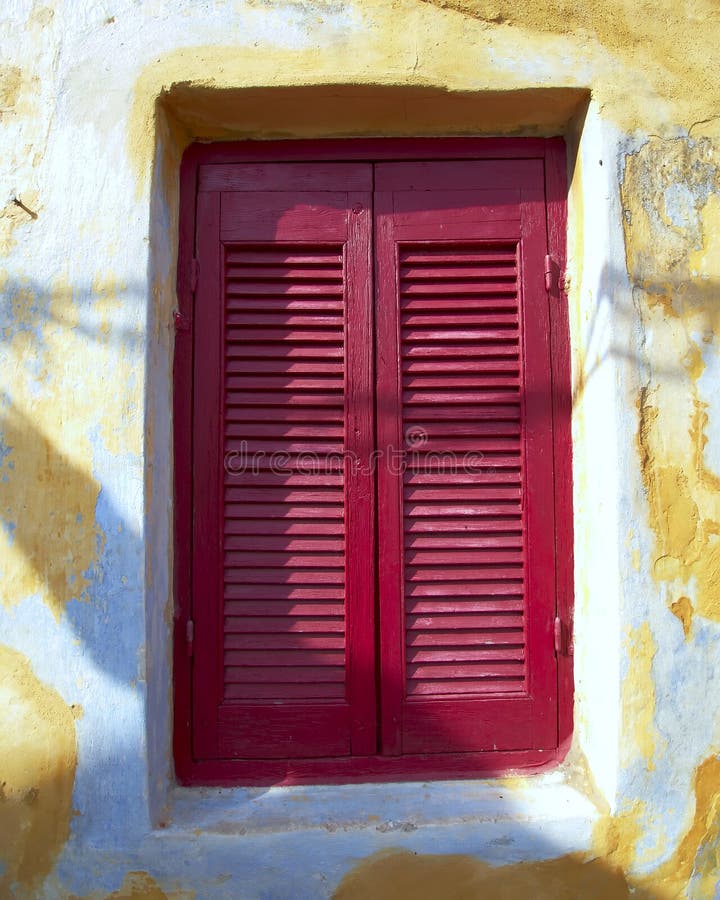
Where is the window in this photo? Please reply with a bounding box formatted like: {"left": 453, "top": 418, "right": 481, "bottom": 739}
{"left": 174, "top": 140, "right": 572, "bottom": 785}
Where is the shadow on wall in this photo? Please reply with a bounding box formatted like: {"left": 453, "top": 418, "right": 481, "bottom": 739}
{"left": 0, "top": 277, "right": 146, "bottom": 686}
{"left": 332, "top": 848, "right": 656, "bottom": 900}
{"left": 0, "top": 643, "right": 78, "bottom": 896}
{"left": 157, "top": 83, "right": 591, "bottom": 145}
{"left": 0, "top": 238, "right": 697, "bottom": 898}
{"left": 0, "top": 399, "right": 103, "bottom": 616}
{"left": 0, "top": 276, "right": 150, "bottom": 882}
{"left": 573, "top": 263, "right": 720, "bottom": 406}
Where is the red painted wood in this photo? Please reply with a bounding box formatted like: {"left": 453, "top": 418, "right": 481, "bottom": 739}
{"left": 375, "top": 189, "right": 405, "bottom": 756}
{"left": 344, "top": 191, "right": 377, "bottom": 756}
{"left": 179, "top": 746, "right": 561, "bottom": 787}
{"left": 544, "top": 138, "right": 574, "bottom": 761}
{"left": 175, "top": 138, "right": 571, "bottom": 784}
{"left": 189, "top": 164, "right": 376, "bottom": 762}
{"left": 188, "top": 137, "right": 550, "bottom": 171}
{"left": 373, "top": 160, "right": 540, "bottom": 191}
{"left": 191, "top": 189, "right": 224, "bottom": 761}
{"left": 200, "top": 162, "right": 372, "bottom": 193}
{"left": 218, "top": 704, "right": 351, "bottom": 758}
{"left": 221, "top": 192, "right": 350, "bottom": 241}
{"left": 517, "top": 167, "right": 559, "bottom": 750}
{"left": 375, "top": 159, "right": 557, "bottom": 756}
{"left": 172, "top": 144, "right": 198, "bottom": 783}
{"left": 387, "top": 196, "right": 522, "bottom": 227}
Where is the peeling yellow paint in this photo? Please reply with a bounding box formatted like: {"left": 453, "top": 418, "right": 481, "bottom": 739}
{"left": 684, "top": 343, "right": 706, "bottom": 383}
{"left": 72, "top": 870, "right": 195, "bottom": 900}
{"left": 419, "top": 0, "right": 720, "bottom": 129}
{"left": 0, "top": 189, "right": 40, "bottom": 258}
{"left": 0, "top": 399, "right": 102, "bottom": 618}
{"left": 124, "top": 0, "right": 720, "bottom": 194}
{"left": 652, "top": 465, "right": 699, "bottom": 570}
{"left": 621, "top": 623, "right": 658, "bottom": 770}
{"left": 0, "top": 272, "right": 142, "bottom": 617}
{"left": 561, "top": 752, "right": 714, "bottom": 895}
{"left": 591, "top": 800, "right": 646, "bottom": 878}
{"left": 625, "top": 137, "right": 720, "bottom": 628}
{"left": 107, "top": 871, "right": 192, "bottom": 900}
{"left": 689, "top": 193, "right": 720, "bottom": 282}
{"left": 637, "top": 754, "right": 720, "bottom": 899}
{"left": 636, "top": 372, "right": 720, "bottom": 627}
{"left": 0, "top": 65, "right": 24, "bottom": 114}
{"left": 670, "top": 596, "right": 694, "bottom": 639}
{"left": 334, "top": 756, "right": 720, "bottom": 899}
{"left": 610, "top": 130, "right": 720, "bottom": 889}
{"left": 1, "top": 0, "right": 720, "bottom": 893}
{"left": 0, "top": 56, "right": 44, "bottom": 257}
{"left": 0, "top": 644, "right": 77, "bottom": 895}
{"left": 332, "top": 847, "right": 651, "bottom": 900}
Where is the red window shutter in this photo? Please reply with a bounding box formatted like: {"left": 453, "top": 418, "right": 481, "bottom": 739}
{"left": 177, "top": 145, "right": 570, "bottom": 783}
{"left": 375, "top": 161, "right": 558, "bottom": 756}
{"left": 191, "top": 164, "right": 376, "bottom": 764}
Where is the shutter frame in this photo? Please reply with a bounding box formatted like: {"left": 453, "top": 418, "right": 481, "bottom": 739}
{"left": 174, "top": 140, "right": 571, "bottom": 785}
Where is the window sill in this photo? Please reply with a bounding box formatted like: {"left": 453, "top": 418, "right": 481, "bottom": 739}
{"left": 161, "top": 769, "right": 600, "bottom": 845}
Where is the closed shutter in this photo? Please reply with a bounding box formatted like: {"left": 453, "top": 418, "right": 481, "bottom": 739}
{"left": 375, "top": 161, "right": 558, "bottom": 755}
{"left": 191, "top": 164, "right": 376, "bottom": 762}
{"left": 177, "top": 145, "right": 568, "bottom": 782}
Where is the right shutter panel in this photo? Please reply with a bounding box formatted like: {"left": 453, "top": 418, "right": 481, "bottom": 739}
{"left": 375, "top": 160, "right": 558, "bottom": 757}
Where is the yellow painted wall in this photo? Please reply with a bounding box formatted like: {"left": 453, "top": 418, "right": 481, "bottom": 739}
{"left": 1, "top": 1, "right": 719, "bottom": 896}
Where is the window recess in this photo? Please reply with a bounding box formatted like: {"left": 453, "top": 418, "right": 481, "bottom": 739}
{"left": 173, "top": 140, "right": 572, "bottom": 785}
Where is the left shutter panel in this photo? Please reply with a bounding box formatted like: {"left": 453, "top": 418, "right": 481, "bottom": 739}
{"left": 191, "top": 164, "right": 375, "bottom": 770}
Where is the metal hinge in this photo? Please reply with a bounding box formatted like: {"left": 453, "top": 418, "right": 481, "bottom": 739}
{"left": 544, "top": 254, "right": 555, "bottom": 293}
{"left": 544, "top": 254, "right": 567, "bottom": 295}
{"left": 173, "top": 310, "right": 192, "bottom": 332}
{"left": 186, "top": 619, "right": 194, "bottom": 658}
{"left": 554, "top": 616, "right": 572, "bottom": 656}
{"left": 190, "top": 257, "right": 199, "bottom": 294}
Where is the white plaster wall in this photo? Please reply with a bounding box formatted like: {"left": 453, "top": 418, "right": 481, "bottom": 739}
{"left": 1, "top": 1, "right": 719, "bottom": 897}
{"left": 567, "top": 109, "right": 627, "bottom": 808}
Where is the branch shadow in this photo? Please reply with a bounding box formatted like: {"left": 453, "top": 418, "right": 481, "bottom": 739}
{"left": 2, "top": 152, "right": 704, "bottom": 897}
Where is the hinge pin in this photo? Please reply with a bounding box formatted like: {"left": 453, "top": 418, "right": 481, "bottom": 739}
{"left": 186, "top": 619, "right": 194, "bottom": 657}
{"left": 544, "top": 254, "right": 554, "bottom": 293}
{"left": 173, "top": 310, "right": 191, "bottom": 332}
{"left": 553, "top": 616, "right": 567, "bottom": 656}
{"left": 554, "top": 616, "right": 571, "bottom": 656}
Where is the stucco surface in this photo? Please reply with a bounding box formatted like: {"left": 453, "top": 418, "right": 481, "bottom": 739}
{"left": 0, "top": 644, "right": 77, "bottom": 896}
{"left": 0, "top": 0, "right": 719, "bottom": 897}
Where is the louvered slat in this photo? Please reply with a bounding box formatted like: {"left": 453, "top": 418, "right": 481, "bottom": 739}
{"left": 222, "top": 243, "right": 347, "bottom": 703}
{"left": 398, "top": 243, "right": 527, "bottom": 700}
